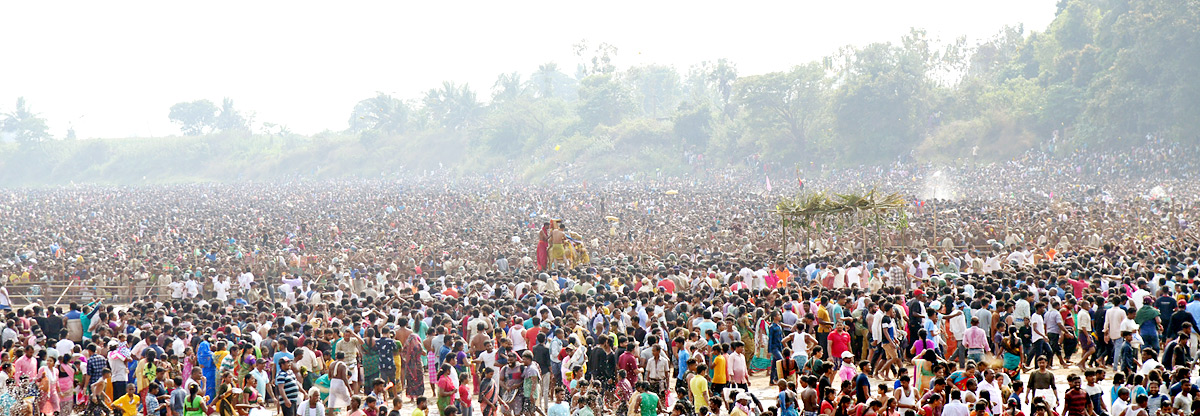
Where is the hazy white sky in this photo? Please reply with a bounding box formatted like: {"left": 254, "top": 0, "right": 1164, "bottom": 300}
{"left": 0, "top": 0, "right": 1056, "bottom": 139}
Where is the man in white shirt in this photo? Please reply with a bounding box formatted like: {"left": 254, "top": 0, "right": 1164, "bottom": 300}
{"left": 942, "top": 390, "right": 969, "bottom": 416}
{"left": 1137, "top": 348, "right": 1161, "bottom": 375}
{"left": 169, "top": 279, "right": 185, "bottom": 299}
{"left": 212, "top": 275, "right": 231, "bottom": 301}
{"left": 1119, "top": 308, "right": 1141, "bottom": 350}
{"left": 1105, "top": 297, "right": 1128, "bottom": 372}
{"left": 983, "top": 254, "right": 1001, "bottom": 273}
{"left": 1076, "top": 299, "right": 1093, "bottom": 339}
{"left": 280, "top": 285, "right": 296, "bottom": 305}
{"left": 331, "top": 285, "right": 344, "bottom": 304}
{"left": 977, "top": 370, "right": 1003, "bottom": 414}
{"left": 846, "top": 263, "right": 862, "bottom": 288}
{"left": 282, "top": 274, "right": 304, "bottom": 292}
{"left": 172, "top": 336, "right": 187, "bottom": 356}
{"left": 1005, "top": 248, "right": 1027, "bottom": 266}
{"left": 55, "top": 337, "right": 74, "bottom": 356}
{"left": 1013, "top": 295, "right": 1031, "bottom": 328}
{"left": 237, "top": 270, "right": 255, "bottom": 292}
{"left": 1111, "top": 388, "right": 1130, "bottom": 416}
{"left": 109, "top": 340, "right": 131, "bottom": 392}
{"left": 477, "top": 340, "right": 499, "bottom": 384}
{"left": 738, "top": 266, "right": 755, "bottom": 288}
{"left": 1, "top": 324, "right": 18, "bottom": 345}
{"left": 1131, "top": 282, "right": 1150, "bottom": 310}
{"left": 750, "top": 268, "right": 768, "bottom": 290}
{"left": 942, "top": 305, "right": 967, "bottom": 365}
{"left": 184, "top": 277, "right": 199, "bottom": 299}
{"left": 1027, "top": 302, "right": 1047, "bottom": 366}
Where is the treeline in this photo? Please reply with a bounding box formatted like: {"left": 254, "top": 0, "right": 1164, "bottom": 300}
{"left": 1, "top": 0, "right": 1196, "bottom": 185}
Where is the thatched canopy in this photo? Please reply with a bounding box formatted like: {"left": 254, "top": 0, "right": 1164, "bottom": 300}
{"left": 775, "top": 188, "right": 907, "bottom": 231}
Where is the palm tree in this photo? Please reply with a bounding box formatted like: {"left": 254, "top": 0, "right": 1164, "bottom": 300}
{"left": 349, "top": 93, "right": 408, "bottom": 134}
{"left": 2, "top": 97, "right": 50, "bottom": 143}
{"left": 492, "top": 72, "right": 524, "bottom": 104}
{"left": 424, "top": 82, "right": 481, "bottom": 131}
{"left": 533, "top": 63, "right": 558, "bottom": 98}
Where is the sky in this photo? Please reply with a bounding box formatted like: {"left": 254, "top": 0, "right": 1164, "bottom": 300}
{"left": 0, "top": 0, "right": 1057, "bottom": 139}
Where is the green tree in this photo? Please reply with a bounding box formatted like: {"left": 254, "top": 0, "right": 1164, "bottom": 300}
{"left": 577, "top": 74, "right": 633, "bottom": 130}
{"left": 349, "top": 93, "right": 409, "bottom": 134}
{"left": 573, "top": 40, "right": 618, "bottom": 77}
{"left": 529, "top": 62, "right": 578, "bottom": 102}
{"left": 492, "top": 72, "right": 525, "bottom": 104}
{"left": 214, "top": 98, "right": 250, "bottom": 132}
{"left": 1, "top": 97, "right": 50, "bottom": 144}
{"left": 832, "top": 31, "right": 937, "bottom": 161}
{"left": 1077, "top": 0, "right": 1200, "bottom": 145}
{"left": 734, "top": 63, "right": 830, "bottom": 159}
{"left": 683, "top": 59, "right": 738, "bottom": 122}
{"left": 168, "top": 99, "right": 218, "bottom": 136}
{"left": 492, "top": 72, "right": 526, "bottom": 104}
{"left": 482, "top": 96, "right": 570, "bottom": 153}
{"left": 709, "top": 59, "right": 739, "bottom": 121}
{"left": 423, "top": 82, "right": 481, "bottom": 131}
{"left": 673, "top": 102, "right": 712, "bottom": 148}
{"left": 626, "top": 65, "right": 682, "bottom": 119}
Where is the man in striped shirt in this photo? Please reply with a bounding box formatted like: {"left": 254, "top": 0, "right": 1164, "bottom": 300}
{"left": 275, "top": 356, "right": 302, "bottom": 416}
{"left": 220, "top": 343, "right": 241, "bottom": 383}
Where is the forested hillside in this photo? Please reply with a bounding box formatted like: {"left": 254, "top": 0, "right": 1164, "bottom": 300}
{"left": 1, "top": 0, "right": 1196, "bottom": 185}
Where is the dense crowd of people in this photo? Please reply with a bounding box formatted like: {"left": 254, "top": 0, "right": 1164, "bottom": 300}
{"left": 0, "top": 142, "right": 1199, "bottom": 416}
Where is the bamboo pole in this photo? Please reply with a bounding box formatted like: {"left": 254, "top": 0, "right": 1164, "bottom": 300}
{"left": 933, "top": 199, "right": 938, "bottom": 245}
{"left": 781, "top": 216, "right": 787, "bottom": 253}
{"left": 52, "top": 280, "right": 75, "bottom": 306}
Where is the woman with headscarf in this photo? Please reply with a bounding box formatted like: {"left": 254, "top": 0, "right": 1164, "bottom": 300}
{"left": 198, "top": 339, "right": 217, "bottom": 401}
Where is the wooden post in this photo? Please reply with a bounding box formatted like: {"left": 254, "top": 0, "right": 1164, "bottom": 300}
{"left": 781, "top": 215, "right": 787, "bottom": 253}
{"left": 933, "top": 199, "right": 938, "bottom": 245}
